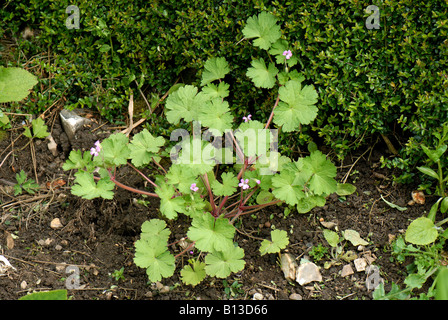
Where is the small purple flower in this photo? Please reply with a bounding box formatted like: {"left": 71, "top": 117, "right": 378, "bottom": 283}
{"left": 190, "top": 183, "right": 199, "bottom": 192}
{"left": 90, "top": 140, "right": 101, "bottom": 157}
{"left": 242, "top": 114, "right": 252, "bottom": 122}
{"left": 283, "top": 50, "right": 292, "bottom": 60}
{"left": 90, "top": 147, "right": 99, "bottom": 157}
{"left": 239, "top": 178, "right": 250, "bottom": 190}
{"left": 255, "top": 179, "right": 261, "bottom": 185}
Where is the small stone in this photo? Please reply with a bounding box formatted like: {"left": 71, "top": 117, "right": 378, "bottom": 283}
{"left": 253, "top": 293, "right": 264, "bottom": 300}
{"left": 296, "top": 262, "right": 322, "bottom": 286}
{"left": 20, "top": 281, "right": 27, "bottom": 290}
{"left": 320, "top": 221, "right": 337, "bottom": 229}
{"left": 354, "top": 258, "right": 367, "bottom": 272}
{"left": 364, "top": 253, "right": 377, "bottom": 265}
{"left": 411, "top": 190, "right": 425, "bottom": 205}
{"left": 59, "top": 109, "right": 91, "bottom": 142}
{"left": 55, "top": 264, "right": 66, "bottom": 272}
{"left": 341, "top": 264, "right": 354, "bottom": 277}
{"left": 155, "top": 281, "right": 164, "bottom": 291}
{"left": 55, "top": 244, "right": 63, "bottom": 251}
{"left": 47, "top": 135, "right": 58, "bottom": 156}
{"left": 264, "top": 221, "right": 271, "bottom": 228}
{"left": 289, "top": 293, "right": 302, "bottom": 300}
{"left": 50, "top": 218, "right": 63, "bottom": 229}
{"left": 280, "top": 253, "right": 298, "bottom": 281}
{"left": 160, "top": 285, "right": 170, "bottom": 294}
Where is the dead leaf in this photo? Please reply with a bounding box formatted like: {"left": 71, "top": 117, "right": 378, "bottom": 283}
{"left": 46, "top": 179, "right": 66, "bottom": 190}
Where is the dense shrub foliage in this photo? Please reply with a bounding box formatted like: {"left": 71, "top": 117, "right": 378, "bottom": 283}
{"left": 1, "top": 0, "right": 447, "bottom": 181}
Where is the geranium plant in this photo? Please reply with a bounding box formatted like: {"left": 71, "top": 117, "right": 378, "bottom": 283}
{"left": 63, "top": 12, "right": 355, "bottom": 286}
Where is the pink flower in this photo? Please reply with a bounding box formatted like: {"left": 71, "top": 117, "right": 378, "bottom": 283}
{"left": 190, "top": 183, "right": 199, "bottom": 192}
{"left": 90, "top": 147, "right": 99, "bottom": 157}
{"left": 90, "top": 140, "right": 101, "bottom": 157}
{"left": 255, "top": 179, "right": 261, "bottom": 185}
{"left": 242, "top": 114, "right": 252, "bottom": 122}
{"left": 239, "top": 178, "right": 250, "bottom": 190}
{"left": 283, "top": 50, "right": 292, "bottom": 60}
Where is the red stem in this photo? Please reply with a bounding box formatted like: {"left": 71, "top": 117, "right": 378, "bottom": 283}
{"left": 94, "top": 175, "right": 159, "bottom": 198}
{"left": 127, "top": 162, "right": 158, "bottom": 188}
{"left": 265, "top": 93, "right": 281, "bottom": 129}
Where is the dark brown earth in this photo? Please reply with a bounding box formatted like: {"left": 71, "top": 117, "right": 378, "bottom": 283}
{"left": 0, "top": 111, "right": 431, "bottom": 301}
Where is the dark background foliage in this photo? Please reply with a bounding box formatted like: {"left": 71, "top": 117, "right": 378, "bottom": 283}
{"left": 1, "top": 0, "right": 447, "bottom": 183}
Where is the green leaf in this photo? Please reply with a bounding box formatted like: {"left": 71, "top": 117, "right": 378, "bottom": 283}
{"left": 155, "top": 183, "right": 185, "bottom": 219}
{"left": 405, "top": 217, "right": 439, "bottom": 245}
{"left": 174, "top": 138, "right": 216, "bottom": 176}
{"left": 200, "top": 57, "right": 230, "bottom": 86}
{"left": 0, "top": 67, "right": 38, "bottom": 103}
{"left": 182, "top": 193, "right": 208, "bottom": 219}
{"left": 441, "top": 197, "right": 448, "bottom": 214}
{"left": 422, "top": 144, "right": 447, "bottom": 163}
{"left": 242, "top": 12, "right": 281, "bottom": 50}
{"left": 14, "top": 170, "right": 39, "bottom": 195}
{"left": 202, "top": 82, "right": 230, "bottom": 99}
{"left": 98, "top": 133, "right": 130, "bottom": 167}
{"left": 211, "top": 172, "right": 238, "bottom": 196}
{"left": 336, "top": 183, "right": 357, "bottom": 196}
{"left": 268, "top": 39, "right": 298, "bottom": 67}
{"left": 256, "top": 151, "right": 291, "bottom": 175}
{"left": 129, "top": 129, "right": 165, "bottom": 167}
{"left": 205, "top": 245, "right": 245, "bottom": 278}
{"left": 246, "top": 58, "right": 278, "bottom": 89}
{"left": 198, "top": 99, "right": 233, "bottom": 135}
{"left": 296, "top": 195, "right": 326, "bottom": 213}
{"left": 256, "top": 190, "right": 274, "bottom": 205}
{"left": 435, "top": 267, "right": 448, "bottom": 300}
{"left": 274, "top": 80, "right": 318, "bottom": 131}
{"left": 24, "top": 118, "right": 49, "bottom": 139}
{"left": 15, "top": 170, "right": 27, "bottom": 184}
{"left": 19, "top": 289, "right": 67, "bottom": 300}
{"left": 180, "top": 260, "right": 206, "bottom": 287}
{"left": 323, "top": 229, "right": 340, "bottom": 247}
{"left": 187, "top": 212, "right": 235, "bottom": 252}
{"left": 165, "top": 85, "right": 207, "bottom": 124}
{"left": 140, "top": 219, "right": 171, "bottom": 246}
{"left": 272, "top": 170, "right": 305, "bottom": 205}
{"left": 342, "top": 229, "right": 369, "bottom": 246}
{"left": 404, "top": 273, "right": 427, "bottom": 290}
{"left": 234, "top": 120, "right": 273, "bottom": 158}
{"left": 380, "top": 194, "right": 407, "bottom": 212}
{"left": 417, "top": 166, "right": 439, "bottom": 180}
{"left": 165, "top": 164, "right": 198, "bottom": 194}
{"left": 428, "top": 200, "right": 440, "bottom": 222}
{"left": 62, "top": 150, "right": 93, "bottom": 171}
{"left": 301, "top": 151, "right": 337, "bottom": 195}
{"left": 134, "top": 239, "right": 175, "bottom": 283}
{"left": 259, "top": 229, "right": 289, "bottom": 255}
{"left": 71, "top": 171, "right": 115, "bottom": 200}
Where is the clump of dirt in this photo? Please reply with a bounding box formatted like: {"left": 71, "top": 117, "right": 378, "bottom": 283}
{"left": 0, "top": 111, "right": 431, "bottom": 300}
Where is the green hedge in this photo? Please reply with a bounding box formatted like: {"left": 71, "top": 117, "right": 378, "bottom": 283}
{"left": 1, "top": 0, "right": 448, "bottom": 182}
